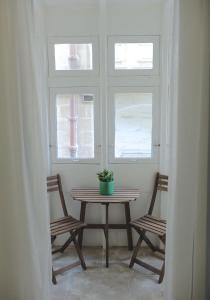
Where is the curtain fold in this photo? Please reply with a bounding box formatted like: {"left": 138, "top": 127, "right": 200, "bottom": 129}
{"left": 0, "top": 1, "right": 51, "bottom": 300}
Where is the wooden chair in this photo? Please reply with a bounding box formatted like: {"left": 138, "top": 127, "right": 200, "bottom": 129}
{"left": 129, "top": 172, "right": 168, "bottom": 283}
{"left": 47, "top": 174, "right": 86, "bottom": 284}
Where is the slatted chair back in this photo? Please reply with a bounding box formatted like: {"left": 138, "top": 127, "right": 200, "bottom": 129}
{"left": 148, "top": 172, "right": 168, "bottom": 215}
{"left": 47, "top": 174, "right": 68, "bottom": 217}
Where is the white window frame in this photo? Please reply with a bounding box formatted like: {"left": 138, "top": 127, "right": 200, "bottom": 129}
{"left": 48, "top": 36, "right": 99, "bottom": 77}
{"left": 108, "top": 86, "right": 160, "bottom": 164}
{"left": 108, "top": 35, "right": 160, "bottom": 76}
{"left": 50, "top": 87, "right": 100, "bottom": 164}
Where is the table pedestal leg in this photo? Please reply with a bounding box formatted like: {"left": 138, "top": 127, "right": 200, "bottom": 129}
{"left": 105, "top": 203, "right": 109, "bottom": 267}
{"left": 78, "top": 202, "right": 86, "bottom": 249}
{"left": 125, "top": 202, "right": 133, "bottom": 250}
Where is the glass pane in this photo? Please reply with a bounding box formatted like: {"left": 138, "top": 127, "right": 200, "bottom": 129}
{"left": 54, "top": 44, "right": 93, "bottom": 70}
{"left": 56, "top": 93, "right": 94, "bottom": 159}
{"left": 115, "top": 43, "right": 153, "bottom": 70}
{"left": 115, "top": 93, "right": 152, "bottom": 158}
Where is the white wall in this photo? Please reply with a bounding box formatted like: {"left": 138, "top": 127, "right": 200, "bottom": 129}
{"left": 45, "top": 0, "right": 166, "bottom": 246}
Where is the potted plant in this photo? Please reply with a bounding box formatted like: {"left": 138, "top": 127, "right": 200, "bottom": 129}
{"left": 97, "top": 169, "right": 115, "bottom": 195}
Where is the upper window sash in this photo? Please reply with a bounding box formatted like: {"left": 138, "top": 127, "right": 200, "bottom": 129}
{"left": 108, "top": 36, "right": 160, "bottom": 76}
{"left": 48, "top": 37, "right": 99, "bottom": 77}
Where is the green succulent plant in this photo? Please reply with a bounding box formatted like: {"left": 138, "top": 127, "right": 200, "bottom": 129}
{"left": 97, "top": 169, "right": 114, "bottom": 182}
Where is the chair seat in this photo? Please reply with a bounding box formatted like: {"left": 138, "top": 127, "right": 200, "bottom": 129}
{"left": 131, "top": 214, "right": 166, "bottom": 236}
{"left": 50, "top": 215, "right": 85, "bottom": 236}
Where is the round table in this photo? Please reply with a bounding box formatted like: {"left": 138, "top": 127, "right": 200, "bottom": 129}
{"left": 71, "top": 188, "right": 140, "bottom": 267}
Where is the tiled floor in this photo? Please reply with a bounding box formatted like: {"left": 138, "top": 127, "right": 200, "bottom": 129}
{"left": 51, "top": 247, "right": 164, "bottom": 300}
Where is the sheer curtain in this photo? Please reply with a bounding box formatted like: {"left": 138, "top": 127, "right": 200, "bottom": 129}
{"left": 165, "top": 0, "right": 209, "bottom": 299}
{"left": 0, "top": 1, "right": 51, "bottom": 300}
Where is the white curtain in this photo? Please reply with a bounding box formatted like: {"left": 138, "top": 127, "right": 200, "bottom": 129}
{"left": 0, "top": 1, "right": 51, "bottom": 300}
{"left": 165, "top": 0, "right": 210, "bottom": 299}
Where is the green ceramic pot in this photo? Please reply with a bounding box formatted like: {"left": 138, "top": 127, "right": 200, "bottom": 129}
{"left": 99, "top": 181, "right": 115, "bottom": 195}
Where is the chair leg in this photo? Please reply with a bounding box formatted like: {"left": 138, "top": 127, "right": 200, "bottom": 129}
{"left": 52, "top": 268, "right": 57, "bottom": 285}
{"left": 158, "top": 261, "right": 165, "bottom": 283}
{"left": 158, "top": 235, "right": 166, "bottom": 283}
{"left": 51, "top": 235, "right": 56, "bottom": 244}
{"left": 72, "top": 233, "right": 87, "bottom": 270}
{"left": 52, "top": 235, "right": 74, "bottom": 255}
{"left": 60, "top": 235, "right": 73, "bottom": 253}
{"left": 129, "top": 231, "right": 145, "bottom": 268}
{"left": 134, "top": 227, "right": 157, "bottom": 252}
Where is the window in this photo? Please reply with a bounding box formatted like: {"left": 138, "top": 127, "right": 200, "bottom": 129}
{"left": 115, "top": 43, "right": 153, "bottom": 70}
{"left": 48, "top": 35, "right": 160, "bottom": 164}
{"left": 115, "top": 92, "right": 152, "bottom": 158}
{"left": 50, "top": 88, "right": 99, "bottom": 163}
{"left": 109, "top": 87, "right": 159, "bottom": 163}
{"left": 48, "top": 37, "right": 98, "bottom": 76}
{"left": 108, "top": 36, "right": 159, "bottom": 75}
{"left": 56, "top": 93, "right": 94, "bottom": 159}
{"left": 54, "top": 44, "right": 93, "bottom": 71}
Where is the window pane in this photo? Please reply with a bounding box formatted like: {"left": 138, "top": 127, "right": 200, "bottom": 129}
{"left": 115, "top": 93, "right": 152, "bottom": 158}
{"left": 115, "top": 43, "right": 153, "bottom": 70}
{"left": 56, "top": 94, "right": 94, "bottom": 159}
{"left": 54, "top": 44, "right": 93, "bottom": 70}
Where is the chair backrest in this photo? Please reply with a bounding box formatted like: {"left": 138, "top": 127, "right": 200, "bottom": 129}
{"left": 148, "top": 172, "right": 168, "bottom": 215}
{"left": 47, "top": 174, "right": 68, "bottom": 217}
